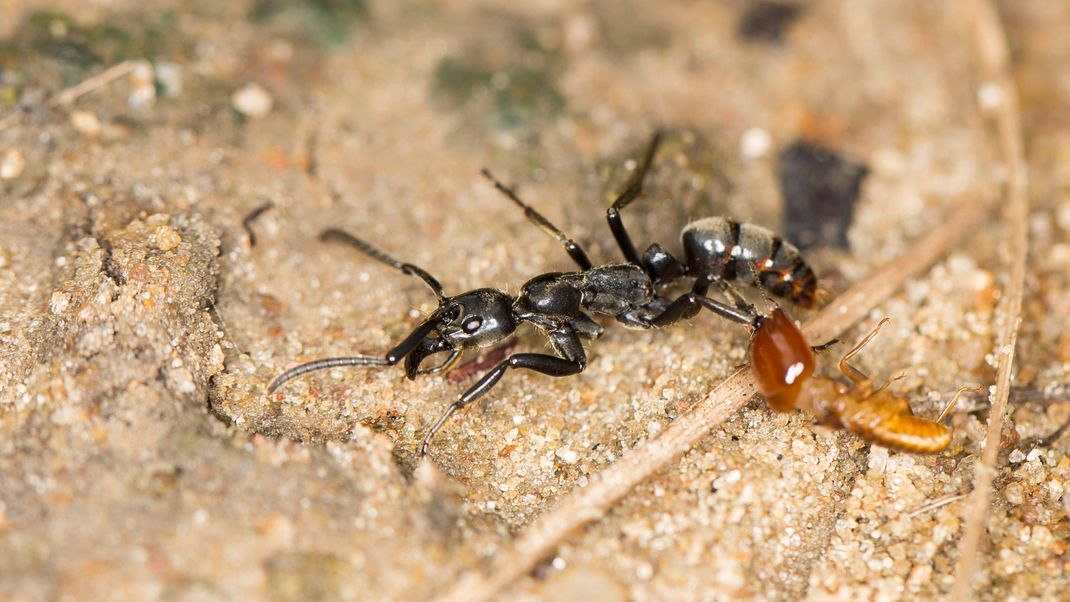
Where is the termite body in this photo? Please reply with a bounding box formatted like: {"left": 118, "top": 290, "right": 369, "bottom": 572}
{"left": 749, "top": 308, "right": 975, "bottom": 454}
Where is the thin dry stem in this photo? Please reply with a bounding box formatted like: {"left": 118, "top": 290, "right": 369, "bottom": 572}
{"left": 950, "top": 1, "right": 1029, "bottom": 599}
{"left": 905, "top": 494, "right": 969, "bottom": 519}
{"left": 0, "top": 60, "right": 141, "bottom": 132}
{"left": 432, "top": 198, "right": 991, "bottom": 602}
{"left": 46, "top": 60, "right": 141, "bottom": 108}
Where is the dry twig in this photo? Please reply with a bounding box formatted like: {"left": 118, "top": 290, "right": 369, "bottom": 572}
{"left": 0, "top": 60, "right": 143, "bottom": 132}
{"left": 432, "top": 198, "right": 990, "bottom": 602}
{"left": 950, "top": 1, "right": 1029, "bottom": 599}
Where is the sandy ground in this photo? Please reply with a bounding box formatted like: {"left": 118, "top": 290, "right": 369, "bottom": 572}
{"left": 1, "top": 1, "right": 1069, "bottom": 600}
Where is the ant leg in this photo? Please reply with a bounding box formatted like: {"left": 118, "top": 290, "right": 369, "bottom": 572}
{"left": 421, "top": 330, "right": 586, "bottom": 456}
{"left": 1031, "top": 414, "right": 1070, "bottom": 448}
{"left": 321, "top": 228, "right": 445, "bottom": 299}
{"left": 648, "top": 278, "right": 756, "bottom": 328}
{"left": 481, "top": 169, "right": 593, "bottom": 270}
{"left": 838, "top": 317, "right": 891, "bottom": 384}
{"left": 709, "top": 276, "right": 757, "bottom": 316}
{"left": 607, "top": 131, "right": 663, "bottom": 266}
{"left": 937, "top": 385, "right": 984, "bottom": 423}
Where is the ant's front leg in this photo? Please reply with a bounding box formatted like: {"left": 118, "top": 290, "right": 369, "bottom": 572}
{"left": 421, "top": 329, "right": 587, "bottom": 457}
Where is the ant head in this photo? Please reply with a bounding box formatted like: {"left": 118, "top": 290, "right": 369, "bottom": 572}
{"left": 402, "top": 288, "right": 518, "bottom": 378}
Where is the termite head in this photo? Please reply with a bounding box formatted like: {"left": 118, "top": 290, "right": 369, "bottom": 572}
{"left": 750, "top": 308, "right": 815, "bottom": 411}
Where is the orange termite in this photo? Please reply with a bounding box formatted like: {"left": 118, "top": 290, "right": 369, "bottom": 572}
{"left": 749, "top": 308, "right": 979, "bottom": 454}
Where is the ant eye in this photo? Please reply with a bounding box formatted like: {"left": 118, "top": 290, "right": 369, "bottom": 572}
{"left": 462, "top": 316, "right": 483, "bottom": 334}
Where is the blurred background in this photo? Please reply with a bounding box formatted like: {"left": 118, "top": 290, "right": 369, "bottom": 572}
{"left": 1, "top": 1, "right": 1068, "bottom": 600}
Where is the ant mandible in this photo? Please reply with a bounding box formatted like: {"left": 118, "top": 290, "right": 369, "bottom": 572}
{"left": 269, "top": 132, "right": 820, "bottom": 457}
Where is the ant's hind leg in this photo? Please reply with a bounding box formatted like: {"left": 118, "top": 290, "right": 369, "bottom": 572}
{"left": 838, "top": 317, "right": 891, "bottom": 383}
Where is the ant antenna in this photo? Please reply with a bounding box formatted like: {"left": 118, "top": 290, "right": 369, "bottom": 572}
{"left": 480, "top": 169, "right": 593, "bottom": 270}
{"left": 320, "top": 229, "right": 445, "bottom": 300}
{"left": 268, "top": 356, "right": 390, "bottom": 392}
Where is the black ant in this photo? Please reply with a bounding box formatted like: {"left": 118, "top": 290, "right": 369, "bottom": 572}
{"left": 269, "top": 132, "right": 820, "bottom": 457}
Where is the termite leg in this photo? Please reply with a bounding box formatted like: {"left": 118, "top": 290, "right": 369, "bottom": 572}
{"left": 937, "top": 385, "right": 984, "bottom": 423}
{"left": 873, "top": 372, "right": 907, "bottom": 396}
{"left": 838, "top": 317, "right": 891, "bottom": 383}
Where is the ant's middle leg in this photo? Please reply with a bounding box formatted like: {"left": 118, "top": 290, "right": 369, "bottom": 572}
{"left": 607, "top": 131, "right": 663, "bottom": 267}
{"left": 421, "top": 329, "right": 586, "bottom": 456}
{"left": 838, "top": 317, "right": 891, "bottom": 384}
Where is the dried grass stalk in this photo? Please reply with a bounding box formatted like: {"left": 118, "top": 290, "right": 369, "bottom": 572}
{"left": 950, "top": 0, "right": 1029, "bottom": 598}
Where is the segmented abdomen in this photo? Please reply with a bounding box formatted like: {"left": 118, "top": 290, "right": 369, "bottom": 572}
{"left": 681, "top": 217, "right": 818, "bottom": 308}
{"left": 838, "top": 398, "right": 953, "bottom": 454}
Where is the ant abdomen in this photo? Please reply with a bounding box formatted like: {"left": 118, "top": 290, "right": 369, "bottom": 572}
{"left": 682, "top": 217, "right": 818, "bottom": 308}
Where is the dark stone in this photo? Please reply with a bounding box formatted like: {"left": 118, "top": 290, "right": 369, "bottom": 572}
{"left": 737, "top": 2, "right": 804, "bottom": 45}
{"left": 777, "top": 140, "right": 869, "bottom": 250}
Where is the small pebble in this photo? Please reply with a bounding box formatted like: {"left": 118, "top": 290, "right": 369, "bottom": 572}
{"left": 154, "top": 225, "right": 182, "bottom": 251}
{"left": 556, "top": 447, "right": 579, "bottom": 464}
{"left": 232, "top": 83, "right": 274, "bottom": 118}
{"left": 1056, "top": 202, "right": 1070, "bottom": 233}
{"left": 155, "top": 61, "right": 184, "bottom": 97}
{"left": 50, "top": 292, "right": 70, "bottom": 315}
{"left": 128, "top": 61, "right": 157, "bottom": 108}
{"left": 1004, "top": 482, "right": 1025, "bottom": 505}
{"left": 977, "top": 82, "right": 1004, "bottom": 110}
{"left": 0, "top": 149, "right": 25, "bottom": 179}
{"left": 70, "top": 110, "right": 102, "bottom": 138}
{"left": 740, "top": 127, "right": 772, "bottom": 159}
